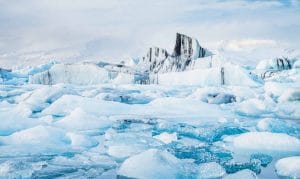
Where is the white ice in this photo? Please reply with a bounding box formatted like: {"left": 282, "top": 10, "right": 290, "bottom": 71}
{"left": 117, "top": 149, "right": 194, "bottom": 179}
{"left": 197, "top": 162, "right": 226, "bottom": 179}
{"left": 153, "top": 132, "right": 177, "bottom": 144}
{"left": 275, "top": 156, "right": 300, "bottom": 178}
{"left": 226, "top": 132, "right": 300, "bottom": 155}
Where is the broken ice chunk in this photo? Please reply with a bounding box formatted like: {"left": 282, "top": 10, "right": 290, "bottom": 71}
{"left": 117, "top": 149, "right": 196, "bottom": 179}
{"left": 275, "top": 156, "right": 300, "bottom": 179}
{"left": 197, "top": 162, "right": 226, "bottom": 179}
{"left": 153, "top": 132, "right": 177, "bottom": 144}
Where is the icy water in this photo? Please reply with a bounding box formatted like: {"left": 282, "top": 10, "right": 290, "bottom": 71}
{"left": 0, "top": 83, "right": 300, "bottom": 178}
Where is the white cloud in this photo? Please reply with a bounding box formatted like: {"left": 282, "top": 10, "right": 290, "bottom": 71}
{"left": 221, "top": 39, "right": 277, "bottom": 52}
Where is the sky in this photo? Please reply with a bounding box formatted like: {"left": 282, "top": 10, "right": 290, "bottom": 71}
{"left": 0, "top": 0, "right": 299, "bottom": 68}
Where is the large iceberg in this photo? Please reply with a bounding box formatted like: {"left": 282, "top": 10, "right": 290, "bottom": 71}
{"left": 26, "top": 33, "right": 260, "bottom": 87}
{"left": 137, "top": 33, "right": 212, "bottom": 74}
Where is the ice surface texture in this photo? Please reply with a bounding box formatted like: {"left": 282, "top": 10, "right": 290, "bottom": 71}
{"left": 1, "top": 43, "right": 300, "bottom": 178}
{"left": 275, "top": 156, "right": 300, "bottom": 178}
{"left": 0, "top": 80, "right": 299, "bottom": 178}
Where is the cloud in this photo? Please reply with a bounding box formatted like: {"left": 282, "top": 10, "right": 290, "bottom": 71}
{"left": 221, "top": 39, "right": 277, "bottom": 52}
{"left": 0, "top": 0, "right": 299, "bottom": 68}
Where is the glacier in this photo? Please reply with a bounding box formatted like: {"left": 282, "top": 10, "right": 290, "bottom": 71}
{"left": 0, "top": 33, "right": 300, "bottom": 178}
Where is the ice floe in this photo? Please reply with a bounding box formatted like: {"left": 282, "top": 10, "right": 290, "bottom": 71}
{"left": 275, "top": 156, "right": 300, "bottom": 178}
{"left": 226, "top": 132, "right": 300, "bottom": 155}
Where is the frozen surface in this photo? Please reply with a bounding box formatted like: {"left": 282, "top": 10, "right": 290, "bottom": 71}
{"left": 0, "top": 56, "right": 300, "bottom": 178}
{"left": 275, "top": 156, "right": 300, "bottom": 178}
{"left": 29, "top": 63, "right": 110, "bottom": 85}
{"left": 117, "top": 149, "right": 194, "bottom": 179}
{"left": 153, "top": 132, "right": 177, "bottom": 144}
{"left": 54, "top": 108, "right": 112, "bottom": 131}
{"left": 156, "top": 63, "right": 260, "bottom": 87}
{"left": 224, "top": 169, "right": 257, "bottom": 179}
{"left": 227, "top": 132, "right": 300, "bottom": 154}
{"left": 198, "top": 162, "right": 226, "bottom": 179}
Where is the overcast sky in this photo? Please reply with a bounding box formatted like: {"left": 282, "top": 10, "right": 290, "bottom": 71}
{"left": 0, "top": 0, "right": 299, "bottom": 68}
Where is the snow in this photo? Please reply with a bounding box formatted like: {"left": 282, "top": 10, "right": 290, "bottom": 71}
{"left": 275, "top": 156, "right": 300, "bottom": 178}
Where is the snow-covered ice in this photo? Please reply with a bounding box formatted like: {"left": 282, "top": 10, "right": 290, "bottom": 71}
{"left": 54, "top": 108, "right": 112, "bottom": 131}
{"left": 118, "top": 149, "right": 196, "bottom": 179}
{"left": 198, "top": 162, "right": 226, "bottom": 179}
{"left": 153, "top": 132, "right": 177, "bottom": 144}
{"left": 29, "top": 63, "right": 111, "bottom": 85}
{"left": 275, "top": 156, "right": 300, "bottom": 178}
{"left": 226, "top": 132, "right": 300, "bottom": 154}
{"left": 1, "top": 33, "right": 300, "bottom": 178}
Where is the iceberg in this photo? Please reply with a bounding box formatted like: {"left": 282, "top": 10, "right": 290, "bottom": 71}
{"left": 137, "top": 33, "right": 212, "bottom": 74}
